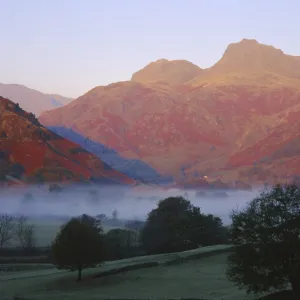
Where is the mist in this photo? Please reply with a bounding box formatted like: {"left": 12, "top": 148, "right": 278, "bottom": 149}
{"left": 0, "top": 184, "right": 261, "bottom": 225}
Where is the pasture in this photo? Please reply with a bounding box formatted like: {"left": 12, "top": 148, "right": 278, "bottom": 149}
{"left": 8, "top": 217, "right": 126, "bottom": 248}
{"left": 0, "top": 245, "right": 262, "bottom": 300}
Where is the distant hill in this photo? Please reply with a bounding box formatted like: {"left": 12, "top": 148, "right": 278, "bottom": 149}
{"left": 0, "top": 96, "right": 135, "bottom": 186}
{"left": 0, "top": 83, "right": 72, "bottom": 116}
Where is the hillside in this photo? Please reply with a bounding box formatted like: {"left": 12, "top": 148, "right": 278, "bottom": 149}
{"left": 0, "top": 83, "right": 73, "bottom": 116}
{"left": 39, "top": 39, "right": 300, "bottom": 187}
{"left": 48, "top": 126, "right": 173, "bottom": 184}
{"left": 131, "top": 59, "right": 203, "bottom": 85}
{"left": 0, "top": 96, "right": 135, "bottom": 185}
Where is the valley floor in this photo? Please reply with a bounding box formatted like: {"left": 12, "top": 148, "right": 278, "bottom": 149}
{"left": 0, "top": 245, "right": 262, "bottom": 300}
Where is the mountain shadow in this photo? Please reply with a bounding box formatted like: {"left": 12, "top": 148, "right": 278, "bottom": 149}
{"left": 48, "top": 126, "right": 173, "bottom": 185}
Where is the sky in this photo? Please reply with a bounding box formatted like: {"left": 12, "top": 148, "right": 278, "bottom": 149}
{"left": 1, "top": 0, "right": 300, "bottom": 98}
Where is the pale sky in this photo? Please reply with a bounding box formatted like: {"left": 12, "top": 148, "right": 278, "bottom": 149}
{"left": 1, "top": 0, "right": 299, "bottom": 98}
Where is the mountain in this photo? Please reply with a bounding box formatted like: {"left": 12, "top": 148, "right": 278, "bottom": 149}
{"left": 0, "top": 83, "right": 73, "bottom": 116}
{"left": 48, "top": 126, "right": 173, "bottom": 184}
{"left": 188, "top": 39, "right": 300, "bottom": 86}
{"left": 131, "top": 59, "right": 203, "bottom": 85}
{"left": 0, "top": 96, "right": 135, "bottom": 185}
{"left": 39, "top": 39, "right": 300, "bottom": 187}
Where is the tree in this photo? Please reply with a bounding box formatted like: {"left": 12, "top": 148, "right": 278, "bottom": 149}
{"left": 51, "top": 214, "right": 104, "bottom": 281}
{"left": 22, "top": 192, "right": 35, "bottom": 204}
{"left": 0, "top": 214, "right": 14, "bottom": 249}
{"left": 9, "top": 163, "right": 25, "bottom": 179}
{"left": 49, "top": 183, "right": 63, "bottom": 193}
{"left": 104, "top": 228, "right": 138, "bottom": 260}
{"left": 15, "top": 214, "right": 36, "bottom": 251}
{"left": 14, "top": 102, "right": 22, "bottom": 112}
{"left": 88, "top": 189, "right": 99, "bottom": 204}
{"left": 105, "top": 228, "right": 141, "bottom": 260}
{"left": 112, "top": 209, "right": 118, "bottom": 221}
{"left": 125, "top": 219, "right": 145, "bottom": 232}
{"left": 80, "top": 214, "right": 103, "bottom": 232}
{"left": 227, "top": 183, "right": 300, "bottom": 298}
{"left": 200, "top": 214, "right": 229, "bottom": 246}
{"left": 96, "top": 214, "right": 107, "bottom": 222}
{"left": 0, "top": 155, "right": 9, "bottom": 181}
{"left": 140, "top": 196, "right": 225, "bottom": 254}
{"left": 22, "top": 225, "right": 36, "bottom": 251}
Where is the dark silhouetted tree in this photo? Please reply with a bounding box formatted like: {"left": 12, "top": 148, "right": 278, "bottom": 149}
{"left": 15, "top": 214, "right": 36, "bottom": 251}
{"left": 9, "top": 163, "right": 25, "bottom": 179}
{"left": 88, "top": 189, "right": 99, "bottom": 204}
{"left": 0, "top": 214, "right": 14, "bottom": 249}
{"left": 22, "top": 192, "right": 35, "bottom": 204}
{"left": 51, "top": 214, "right": 104, "bottom": 281}
{"left": 140, "top": 196, "right": 225, "bottom": 254}
{"left": 49, "top": 183, "right": 63, "bottom": 193}
{"left": 125, "top": 220, "right": 145, "bottom": 232}
{"left": 104, "top": 228, "right": 138, "bottom": 260}
{"left": 0, "top": 158, "right": 9, "bottom": 181}
{"left": 227, "top": 183, "right": 300, "bottom": 298}
{"left": 200, "top": 214, "right": 229, "bottom": 246}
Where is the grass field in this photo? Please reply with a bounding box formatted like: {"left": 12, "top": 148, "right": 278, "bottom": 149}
{"left": 0, "top": 245, "right": 263, "bottom": 300}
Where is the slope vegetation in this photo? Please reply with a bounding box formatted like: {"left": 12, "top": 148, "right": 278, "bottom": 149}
{"left": 0, "top": 96, "right": 134, "bottom": 185}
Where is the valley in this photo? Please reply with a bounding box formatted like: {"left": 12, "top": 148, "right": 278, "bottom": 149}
{"left": 1, "top": 5, "right": 300, "bottom": 298}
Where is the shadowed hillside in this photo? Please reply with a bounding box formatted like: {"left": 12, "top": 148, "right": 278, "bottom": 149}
{"left": 48, "top": 126, "right": 173, "bottom": 184}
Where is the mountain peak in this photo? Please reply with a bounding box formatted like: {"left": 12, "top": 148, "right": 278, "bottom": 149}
{"left": 131, "top": 59, "right": 202, "bottom": 85}
{"left": 194, "top": 38, "right": 300, "bottom": 81}
{"left": 239, "top": 38, "right": 259, "bottom": 44}
{"left": 224, "top": 38, "right": 284, "bottom": 55}
{"left": 155, "top": 58, "right": 169, "bottom": 63}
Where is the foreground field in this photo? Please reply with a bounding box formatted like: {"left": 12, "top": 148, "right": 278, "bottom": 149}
{"left": 0, "top": 245, "right": 261, "bottom": 300}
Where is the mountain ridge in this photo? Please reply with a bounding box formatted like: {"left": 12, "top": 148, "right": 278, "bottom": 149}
{"left": 131, "top": 39, "right": 300, "bottom": 87}
{"left": 38, "top": 38, "right": 300, "bottom": 187}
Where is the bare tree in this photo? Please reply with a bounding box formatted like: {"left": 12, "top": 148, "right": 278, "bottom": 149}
{"left": 15, "top": 214, "right": 36, "bottom": 249}
{"left": 0, "top": 214, "right": 14, "bottom": 249}
{"left": 23, "top": 224, "right": 36, "bottom": 249}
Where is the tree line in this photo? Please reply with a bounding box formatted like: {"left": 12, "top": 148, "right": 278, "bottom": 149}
{"left": 0, "top": 214, "right": 36, "bottom": 251}
{"left": 50, "top": 196, "right": 229, "bottom": 281}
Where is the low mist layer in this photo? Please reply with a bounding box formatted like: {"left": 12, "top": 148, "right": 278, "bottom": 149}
{"left": 0, "top": 185, "right": 260, "bottom": 225}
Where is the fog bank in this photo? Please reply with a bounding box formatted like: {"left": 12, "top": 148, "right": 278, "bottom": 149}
{"left": 0, "top": 185, "right": 262, "bottom": 225}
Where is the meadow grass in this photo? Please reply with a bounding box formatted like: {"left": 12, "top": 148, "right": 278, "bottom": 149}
{"left": 8, "top": 218, "right": 124, "bottom": 247}
{"left": 0, "top": 263, "right": 54, "bottom": 276}
{"left": 0, "top": 245, "right": 260, "bottom": 300}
